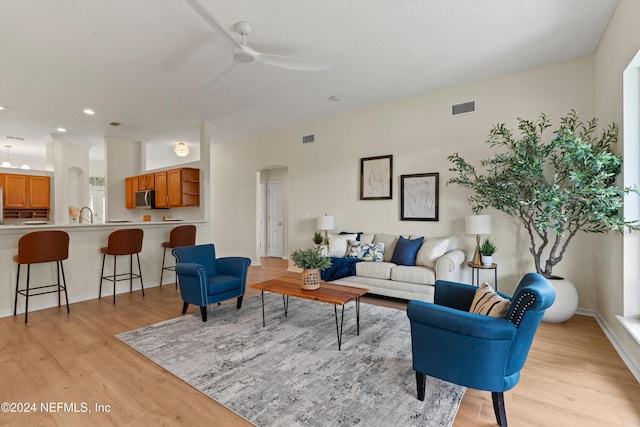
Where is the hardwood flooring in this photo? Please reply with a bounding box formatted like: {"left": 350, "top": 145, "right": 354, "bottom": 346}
{"left": 1, "top": 257, "right": 639, "bottom": 426}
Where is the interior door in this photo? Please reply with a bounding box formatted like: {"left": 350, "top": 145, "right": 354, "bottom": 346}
{"left": 267, "top": 181, "right": 284, "bottom": 258}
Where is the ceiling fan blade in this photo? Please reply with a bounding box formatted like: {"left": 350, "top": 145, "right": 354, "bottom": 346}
{"left": 184, "top": 0, "right": 243, "bottom": 50}
{"left": 253, "top": 52, "right": 331, "bottom": 71}
{"left": 206, "top": 57, "right": 239, "bottom": 86}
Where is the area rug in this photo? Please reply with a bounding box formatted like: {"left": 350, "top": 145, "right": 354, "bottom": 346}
{"left": 117, "top": 293, "right": 465, "bottom": 426}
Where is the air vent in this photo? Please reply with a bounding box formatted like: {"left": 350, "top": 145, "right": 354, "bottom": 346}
{"left": 5, "top": 135, "right": 25, "bottom": 141}
{"left": 302, "top": 134, "right": 315, "bottom": 144}
{"left": 452, "top": 101, "right": 475, "bottom": 116}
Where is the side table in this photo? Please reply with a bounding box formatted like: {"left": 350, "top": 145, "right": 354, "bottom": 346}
{"left": 468, "top": 262, "right": 498, "bottom": 290}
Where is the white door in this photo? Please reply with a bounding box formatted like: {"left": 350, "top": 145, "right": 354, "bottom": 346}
{"left": 267, "top": 181, "right": 284, "bottom": 258}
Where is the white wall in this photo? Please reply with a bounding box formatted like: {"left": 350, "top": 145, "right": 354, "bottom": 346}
{"left": 47, "top": 137, "right": 91, "bottom": 224}
{"left": 593, "top": 0, "right": 640, "bottom": 371}
{"left": 211, "top": 55, "right": 596, "bottom": 299}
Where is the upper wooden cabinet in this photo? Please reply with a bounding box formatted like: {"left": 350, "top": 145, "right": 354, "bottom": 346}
{"left": 126, "top": 168, "right": 199, "bottom": 209}
{"left": 154, "top": 170, "right": 169, "bottom": 208}
{"left": 1, "top": 173, "right": 51, "bottom": 219}
{"left": 138, "top": 173, "right": 155, "bottom": 190}
{"left": 125, "top": 176, "right": 139, "bottom": 209}
{"left": 179, "top": 167, "right": 200, "bottom": 207}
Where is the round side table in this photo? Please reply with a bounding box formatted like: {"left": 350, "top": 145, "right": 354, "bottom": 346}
{"left": 467, "top": 262, "right": 498, "bottom": 290}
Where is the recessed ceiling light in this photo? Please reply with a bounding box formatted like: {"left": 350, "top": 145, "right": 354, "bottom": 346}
{"left": 83, "top": 109, "right": 95, "bottom": 115}
{"left": 0, "top": 106, "right": 5, "bottom": 110}
{"left": 56, "top": 127, "right": 67, "bottom": 132}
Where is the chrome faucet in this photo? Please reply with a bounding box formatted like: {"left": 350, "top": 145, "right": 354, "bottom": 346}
{"left": 79, "top": 206, "right": 94, "bottom": 224}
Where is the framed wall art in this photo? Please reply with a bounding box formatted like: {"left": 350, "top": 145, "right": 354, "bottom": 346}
{"left": 400, "top": 172, "right": 439, "bottom": 221}
{"left": 360, "top": 155, "right": 393, "bottom": 200}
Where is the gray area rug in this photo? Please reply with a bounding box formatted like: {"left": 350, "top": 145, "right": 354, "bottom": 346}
{"left": 117, "top": 293, "right": 465, "bottom": 426}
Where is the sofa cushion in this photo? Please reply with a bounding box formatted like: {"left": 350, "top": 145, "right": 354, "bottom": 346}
{"left": 415, "top": 237, "right": 451, "bottom": 268}
{"left": 356, "top": 261, "right": 395, "bottom": 280}
{"left": 469, "top": 282, "right": 510, "bottom": 318}
{"left": 328, "top": 234, "right": 358, "bottom": 257}
{"left": 390, "top": 265, "right": 435, "bottom": 285}
{"left": 391, "top": 236, "right": 424, "bottom": 266}
{"left": 359, "top": 233, "right": 375, "bottom": 245}
{"left": 373, "top": 234, "right": 400, "bottom": 262}
{"left": 347, "top": 240, "right": 385, "bottom": 262}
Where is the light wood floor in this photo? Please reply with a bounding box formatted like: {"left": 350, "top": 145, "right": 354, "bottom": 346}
{"left": 1, "top": 257, "right": 639, "bottom": 426}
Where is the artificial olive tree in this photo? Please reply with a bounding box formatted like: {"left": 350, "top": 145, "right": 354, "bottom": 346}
{"left": 448, "top": 110, "right": 638, "bottom": 278}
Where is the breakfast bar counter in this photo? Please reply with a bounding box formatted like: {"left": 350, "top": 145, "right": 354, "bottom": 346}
{"left": 0, "top": 220, "right": 206, "bottom": 319}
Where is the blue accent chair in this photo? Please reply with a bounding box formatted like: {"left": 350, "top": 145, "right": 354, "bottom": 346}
{"left": 172, "top": 244, "right": 251, "bottom": 322}
{"left": 407, "top": 272, "right": 555, "bottom": 426}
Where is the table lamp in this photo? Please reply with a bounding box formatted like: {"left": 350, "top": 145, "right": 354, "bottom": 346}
{"left": 465, "top": 214, "right": 492, "bottom": 265}
{"left": 317, "top": 215, "right": 335, "bottom": 245}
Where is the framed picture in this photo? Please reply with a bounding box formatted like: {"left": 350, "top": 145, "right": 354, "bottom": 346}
{"left": 400, "top": 173, "right": 439, "bottom": 221}
{"left": 360, "top": 155, "right": 393, "bottom": 200}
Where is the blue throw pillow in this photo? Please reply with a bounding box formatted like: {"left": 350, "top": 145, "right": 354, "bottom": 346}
{"left": 390, "top": 236, "right": 424, "bottom": 266}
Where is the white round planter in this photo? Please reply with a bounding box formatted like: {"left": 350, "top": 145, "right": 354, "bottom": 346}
{"left": 481, "top": 255, "right": 493, "bottom": 266}
{"left": 542, "top": 277, "right": 578, "bottom": 323}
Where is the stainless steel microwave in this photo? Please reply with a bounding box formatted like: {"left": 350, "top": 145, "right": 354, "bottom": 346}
{"left": 135, "top": 190, "right": 156, "bottom": 209}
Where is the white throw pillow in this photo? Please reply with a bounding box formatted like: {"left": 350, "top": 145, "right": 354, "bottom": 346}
{"left": 415, "top": 237, "right": 450, "bottom": 268}
{"left": 328, "top": 234, "right": 358, "bottom": 257}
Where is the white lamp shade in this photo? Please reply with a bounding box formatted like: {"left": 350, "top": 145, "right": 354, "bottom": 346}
{"left": 317, "top": 215, "right": 335, "bottom": 231}
{"left": 465, "top": 215, "right": 492, "bottom": 235}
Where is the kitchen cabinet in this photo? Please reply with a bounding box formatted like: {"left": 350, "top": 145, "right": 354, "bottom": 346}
{"left": 1, "top": 173, "right": 51, "bottom": 219}
{"left": 178, "top": 167, "right": 200, "bottom": 207}
{"left": 126, "top": 168, "right": 199, "bottom": 209}
{"left": 154, "top": 171, "right": 169, "bottom": 208}
{"left": 125, "top": 176, "right": 139, "bottom": 209}
{"left": 138, "top": 173, "right": 155, "bottom": 190}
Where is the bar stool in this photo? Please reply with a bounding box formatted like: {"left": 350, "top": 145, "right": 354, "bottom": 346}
{"left": 160, "top": 225, "right": 196, "bottom": 288}
{"left": 13, "top": 230, "right": 70, "bottom": 323}
{"left": 99, "top": 228, "right": 144, "bottom": 303}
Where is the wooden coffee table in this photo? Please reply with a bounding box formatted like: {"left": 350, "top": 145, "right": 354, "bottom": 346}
{"left": 251, "top": 276, "right": 368, "bottom": 350}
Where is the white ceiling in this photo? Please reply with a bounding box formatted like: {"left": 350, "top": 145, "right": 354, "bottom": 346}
{"left": 0, "top": 0, "right": 619, "bottom": 162}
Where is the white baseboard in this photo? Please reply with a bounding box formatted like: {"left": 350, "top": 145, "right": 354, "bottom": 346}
{"left": 594, "top": 312, "right": 640, "bottom": 383}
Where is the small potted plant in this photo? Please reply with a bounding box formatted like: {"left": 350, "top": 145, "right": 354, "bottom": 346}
{"left": 312, "top": 232, "right": 324, "bottom": 246}
{"left": 479, "top": 238, "right": 497, "bottom": 266}
{"left": 290, "top": 247, "right": 332, "bottom": 290}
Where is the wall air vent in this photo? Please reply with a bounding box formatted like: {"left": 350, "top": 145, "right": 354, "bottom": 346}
{"left": 5, "top": 135, "right": 25, "bottom": 141}
{"left": 452, "top": 101, "right": 475, "bottom": 116}
{"left": 302, "top": 134, "right": 315, "bottom": 144}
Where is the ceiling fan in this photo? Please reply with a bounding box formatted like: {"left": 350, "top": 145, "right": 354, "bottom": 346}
{"left": 184, "top": 0, "right": 331, "bottom": 85}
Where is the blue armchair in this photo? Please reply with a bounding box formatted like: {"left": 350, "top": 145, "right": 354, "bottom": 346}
{"left": 172, "top": 244, "right": 251, "bottom": 322}
{"left": 407, "top": 273, "right": 555, "bottom": 426}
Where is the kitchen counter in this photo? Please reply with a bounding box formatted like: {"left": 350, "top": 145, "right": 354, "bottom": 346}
{"left": 0, "top": 220, "right": 206, "bottom": 319}
{"left": 0, "top": 219, "right": 203, "bottom": 230}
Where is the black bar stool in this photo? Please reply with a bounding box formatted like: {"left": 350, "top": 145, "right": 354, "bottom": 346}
{"left": 99, "top": 228, "right": 144, "bottom": 303}
{"left": 160, "top": 225, "right": 196, "bottom": 288}
{"left": 13, "top": 230, "right": 70, "bottom": 323}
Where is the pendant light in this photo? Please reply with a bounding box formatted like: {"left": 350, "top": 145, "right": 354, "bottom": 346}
{"left": 174, "top": 141, "right": 190, "bottom": 157}
{"left": 2, "top": 145, "right": 11, "bottom": 168}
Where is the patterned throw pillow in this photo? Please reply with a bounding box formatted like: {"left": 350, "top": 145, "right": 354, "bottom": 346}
{"left": 347, "top": 241, "right": 385, "bottom": 262}
{"left": 469, "top": 282, "right": 511, "bottom": 318}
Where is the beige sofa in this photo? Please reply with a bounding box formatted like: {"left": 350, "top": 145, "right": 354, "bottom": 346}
{"left": 327, "top": 233, "right": 466, "bottom": 303}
